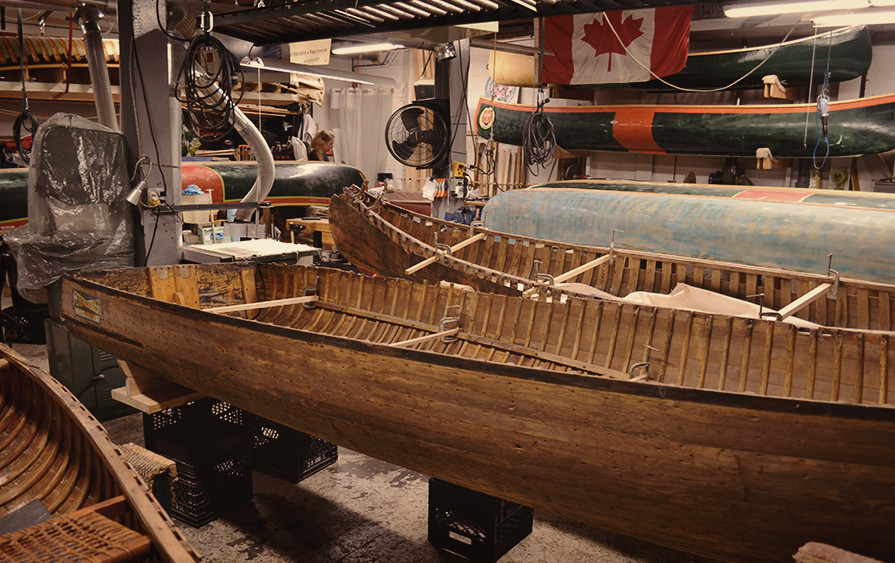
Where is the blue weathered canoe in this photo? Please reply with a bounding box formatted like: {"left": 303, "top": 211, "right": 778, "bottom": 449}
{"left": 536, "top": 179, "right": 895, "bottom": 212}
{"left": 480, "top": 187, "right": 895, "bottom": 283}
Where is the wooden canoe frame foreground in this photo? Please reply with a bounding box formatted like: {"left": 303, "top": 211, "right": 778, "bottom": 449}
{"left": 0, "top": 344, "right": 200, "bottom": 562}
{"left": 60, "top": 263, "right": 895, "bottom": 562}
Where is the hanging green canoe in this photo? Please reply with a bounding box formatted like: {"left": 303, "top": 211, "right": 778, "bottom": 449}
{"left": 489, "top": 26, "right": 871, "bottom": 89}
{"left": 475, "top": 92, "right": 895, "bottom": 157}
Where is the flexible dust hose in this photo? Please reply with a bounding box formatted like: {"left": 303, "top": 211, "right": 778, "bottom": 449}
{"left": 79, "top": 8, "right": 118, "bottom": 131}
{"left": 195, "top": 66, "right": 274, "bottom": 221}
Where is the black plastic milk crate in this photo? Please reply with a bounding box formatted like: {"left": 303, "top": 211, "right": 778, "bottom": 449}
{"left": 143, "top": 398, "right": 251, "bottom": 465}
{"left": 428, "top": 478, "right": 533, "bottom": 562}
{"left": 250, "top": 416, "right": 338, "bottom": 482}
{"left": 170, "top": 455, "right": 253, "bottom": 528}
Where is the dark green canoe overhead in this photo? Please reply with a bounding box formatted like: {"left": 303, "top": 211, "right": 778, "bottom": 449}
{"left": 536, "top": 179, "right": 895, "bottom": 211}
{"left": 481, "top": 188, "right": 895, "bottom": 284}
{"left": 491, "top": 26, "right": 871, "bottom": 90}
{"left": 639, "top": 25, "right": 871, "bottom": 90}
{"left": 475, "top": 93, "right": 895, "bottom": 157}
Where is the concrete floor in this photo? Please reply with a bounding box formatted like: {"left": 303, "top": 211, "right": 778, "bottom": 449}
{"left": 6, "top": 339, "right": 712, "bottom": 562}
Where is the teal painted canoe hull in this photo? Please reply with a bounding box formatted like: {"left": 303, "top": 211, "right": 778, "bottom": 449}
{"left": 475, "top": 93, "right": 895, "bottom": 157}
{"left": 481, "top": 188, "right": 895, "bottom": 283}
{"left": 537, "top": 179, "right": 895, "bottom": 211}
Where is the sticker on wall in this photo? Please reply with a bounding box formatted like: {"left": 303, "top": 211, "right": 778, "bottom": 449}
{"left": 484, "top": 77, "right": 519, "bottom": 104}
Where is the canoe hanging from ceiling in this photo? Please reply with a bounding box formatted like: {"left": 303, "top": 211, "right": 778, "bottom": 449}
{"left": 0, "top": 161, "right": 366, "bottom": 229}
{"left": 475, "top": 93, "right": 895, "bottom": 157}
{"left": 480, "top": 187, "right": 895, "bottom": 284}
{"left": 535, "top": 178, "right": 895, "bottom": 212}
{"left": 489, "top": 25, "right": 871, "bottom": 89}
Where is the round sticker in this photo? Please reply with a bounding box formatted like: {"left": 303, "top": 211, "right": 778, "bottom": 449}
{"left": 478, "top": 107, "right": 494, "bottom": 130}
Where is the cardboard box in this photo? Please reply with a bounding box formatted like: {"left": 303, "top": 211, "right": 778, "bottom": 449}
{"left": 181, "top": 193, "right": 214, "bottom": 224}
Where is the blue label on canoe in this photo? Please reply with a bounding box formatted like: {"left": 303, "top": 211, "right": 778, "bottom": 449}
{"left": 72, "top": 289, "right": 103, "bottom": 324}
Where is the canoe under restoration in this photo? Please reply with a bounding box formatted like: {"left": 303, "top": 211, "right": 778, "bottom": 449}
{"left": 475, "top": 92, "right": 895, "bottom": 157}
{"left": 328, "top": 189, "right": 895, "bottom": 332}
{"left": 60, "top": 262, "right": 895, "bottom": 562}
{"left": 480, "top": 187, "right": 895, "bottom": 285}
{"left": 0, "top": 344, "right": 200, "bottom": 562}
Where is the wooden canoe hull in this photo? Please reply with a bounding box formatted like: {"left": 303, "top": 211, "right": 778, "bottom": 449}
{"left": 0, "top": 344, "right": 199, "bottom": 561}
{"left": 0, "top": 161, "right": 366, "bottom": 229}
{"left": 60, "top": 263, "right": 895, "bottom": 562}
{"left": 475, "top": 93, "right": 895, "bottom": 157}
{"left": 481, "top": 187, "right": 895, "bottom": 285}
{"left": 490, "top": 26, "right": 872, "bottom": 89}
{"left": 329, "top": 190, "right": 895, "bottom": 332}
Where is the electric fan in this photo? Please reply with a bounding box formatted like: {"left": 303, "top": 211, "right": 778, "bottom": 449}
{"left": 385, "top": 99, "right": 450, "bottom": 169}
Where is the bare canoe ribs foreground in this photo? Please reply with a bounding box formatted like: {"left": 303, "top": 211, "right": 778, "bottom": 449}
{"left": 61, "top": 262, "right": 895, "bottom": 562}
{"left": 0, "top": 344, "right": 200, "bottom": 562}
{"left": 328, "top": 188, "right": 895, "bottom": 332}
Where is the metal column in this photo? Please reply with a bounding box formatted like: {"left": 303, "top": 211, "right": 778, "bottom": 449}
{"left": 431, "top": 38, "right": 469, "bottom": 221}
{"left": 119, "top": 0, "right": 182, "bottom": 266}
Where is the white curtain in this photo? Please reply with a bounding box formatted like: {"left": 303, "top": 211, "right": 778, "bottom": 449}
{"left": 330, "top": 87, "right": 394, "bottom": 183}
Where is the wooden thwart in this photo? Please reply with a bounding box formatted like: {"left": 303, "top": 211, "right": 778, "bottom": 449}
{"left": 523, "top": 254, "right": 613, "bottom": 296}
{"left": 777, "top": 283, "right": 833, "bottom": 320}
{"left": 388, "top": 328, "right": 460, "bottom": 348}
{"left": 405, "top": 233, "right": 487, "bottom": 275}
{"left": 204, "top": 295, "right": 318, "bottom": 313}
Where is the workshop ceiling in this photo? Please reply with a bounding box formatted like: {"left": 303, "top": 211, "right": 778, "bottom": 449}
{"left": 207, "top": 0, "right": 732, "bottom": 45}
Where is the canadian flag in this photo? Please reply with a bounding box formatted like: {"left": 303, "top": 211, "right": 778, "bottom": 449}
{"left": 537, "top": 7, "right": 693, "bottom": 85}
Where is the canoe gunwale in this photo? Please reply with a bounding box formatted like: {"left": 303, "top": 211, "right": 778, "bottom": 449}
{"left": 62, "top": 266, "right": 895, "bottom": 421}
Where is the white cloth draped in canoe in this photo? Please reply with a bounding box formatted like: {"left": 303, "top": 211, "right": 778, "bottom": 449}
{"left": 556, "top": 282, "right": 819, "bottom": 328}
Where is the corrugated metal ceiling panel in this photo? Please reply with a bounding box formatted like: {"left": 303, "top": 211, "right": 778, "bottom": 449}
{"left": 211, "top": 0, "right": 721, "bottom": 45}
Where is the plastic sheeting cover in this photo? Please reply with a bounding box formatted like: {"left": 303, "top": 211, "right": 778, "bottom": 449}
{"left": 5, "top": 113, "right": 135, "bottom": 303}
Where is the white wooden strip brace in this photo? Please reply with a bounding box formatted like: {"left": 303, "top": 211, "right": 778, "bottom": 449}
{"left": 777, "top": 283, "right": 832, "bottom": 320}
{"left": 405, "top": 232, "right": 487, "bottom": 275}
{"left": 388, "top": 328, "right": 460, "bottom": 347}
{"left": 523, "top": 254, "right": 613, "bottom": 297}
{"left": 204, "top": 295, "right": 318, "bottom": 313}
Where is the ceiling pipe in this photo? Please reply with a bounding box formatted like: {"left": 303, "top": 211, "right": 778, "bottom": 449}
{"left": 76, "top": 5, "right": 118, "bottom": 131}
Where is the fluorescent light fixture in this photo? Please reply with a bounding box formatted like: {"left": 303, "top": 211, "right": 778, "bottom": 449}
{"left": 331, "top": 42, "right": 404, "bottom": 55}
{"left": 724, "top": 0, "right": 868, "bottom": 18}
{"left": 240, "top": 56, "right": 397, "bottom": 86}
{"left": 812, "top": 7, "right": 895, "bottom": 25}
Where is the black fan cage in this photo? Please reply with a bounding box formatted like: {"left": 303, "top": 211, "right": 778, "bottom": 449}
{"left": 385, "top": 102, "right": 450, "bottom": 168}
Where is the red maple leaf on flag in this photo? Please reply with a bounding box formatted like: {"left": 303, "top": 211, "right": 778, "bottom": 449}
{"left": 581, "top": 12, "right": 644, "bottom": 72}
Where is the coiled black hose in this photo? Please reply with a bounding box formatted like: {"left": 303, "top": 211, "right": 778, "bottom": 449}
{"left": 522, "top": 109, "right": 556, "bottom": 178}
{"left": 176, "top": 32, "right": 244, "bottom": 143}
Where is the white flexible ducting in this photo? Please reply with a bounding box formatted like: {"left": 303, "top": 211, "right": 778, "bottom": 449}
{"left": 196, "top": 66, "right": 275, "bottom": 222}
{"left": 80, "top": 9, "right": 118, "bottom": 132}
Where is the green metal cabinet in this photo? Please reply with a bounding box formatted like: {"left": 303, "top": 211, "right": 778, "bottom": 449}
{"left": 45, "top": 318, "right": 135, "bottom": 421}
